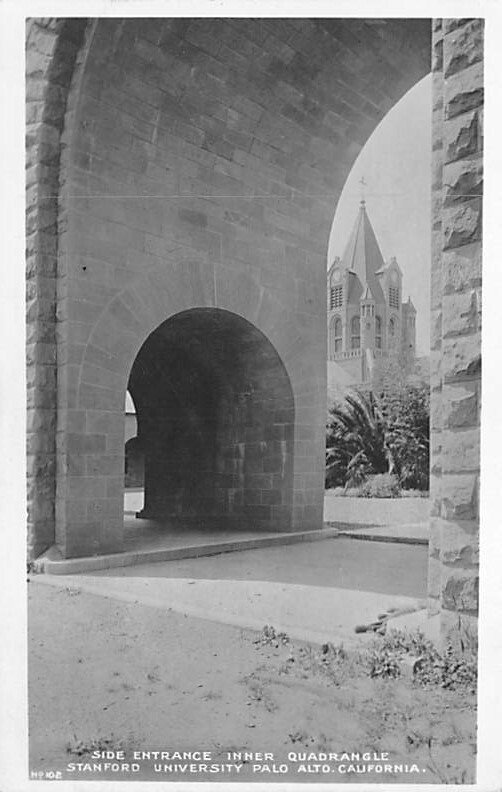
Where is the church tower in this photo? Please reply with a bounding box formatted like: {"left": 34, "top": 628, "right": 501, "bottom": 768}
{"left": 402, "top": 296, "right": 417, "bottom": 358}
{"left": 327, "top": 195, "right": 417, "bottom": 386}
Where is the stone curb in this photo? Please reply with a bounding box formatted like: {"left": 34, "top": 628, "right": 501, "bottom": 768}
{"left": 337, "top": 531, "right": 428, "bottom": 546}
{"left": 36, "top": 527, "right": 340, "bottom": 575}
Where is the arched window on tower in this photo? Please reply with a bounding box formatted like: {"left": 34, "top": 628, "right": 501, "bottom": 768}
{"left": 351, "top": 315, "right": 360, "bottom": 350}
{"left": 375, "top": 316, "right": 382, "bottom": 349}
{"left": 389, "top": 316, "right": 396, "bottom": 347}
{"left": 331, "top": 316, "right": 342, "bottom": 354}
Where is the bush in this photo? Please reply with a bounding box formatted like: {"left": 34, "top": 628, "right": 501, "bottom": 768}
{"left": 379, "top": 384, "right": 429, "bottom": 491}
{"left": 358, "top": 473, "right": 401, "bottom": 498}
{"left": 326, "top": 384, "right": 430, "bottom": 493}
{"left": 365, "top": 629, "right": 477, "bottom": 692}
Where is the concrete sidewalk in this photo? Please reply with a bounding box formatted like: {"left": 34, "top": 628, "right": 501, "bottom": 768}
{"left": 33, "top": 573, "right": 425, "bottom": 647}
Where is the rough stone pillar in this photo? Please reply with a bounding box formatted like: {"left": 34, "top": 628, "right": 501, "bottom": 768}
{"left": 25, "top": 19, "right": 88, "bottom": 560}
{"left": 427, "top": 19, "right": 445, "bottom": 616}
{"left": 431, "top": 18, "right": 483, "bottom": 646}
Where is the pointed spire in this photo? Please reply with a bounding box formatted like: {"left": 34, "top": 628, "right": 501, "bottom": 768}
{"left": 339, "top": 200, "right": 385, "bottom": 303}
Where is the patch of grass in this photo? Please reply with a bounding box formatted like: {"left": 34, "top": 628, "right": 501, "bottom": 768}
{"left": 59, "top": 586, "right": 82, "bottom": 597}
{"left": 66, "top": 734, "right": 125, "bottom": 757}
{"left": 326, "top": 483, "right": 429, "bottom": 498}
{"left": 256, "top": 624, "right": 476, "bottom": 694}
{"left": 254, "top": 625, "right": 290, "bottom": 648}
{"left": 243, "top": 671, "right": 278, "bottom": 712}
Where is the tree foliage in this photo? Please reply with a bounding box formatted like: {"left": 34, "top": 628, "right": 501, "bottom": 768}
{"left": 326, "top": 384, "right": 429, "bottom": 492}
{"left": 379, "top": 384, "right": 430, "bottom": 491}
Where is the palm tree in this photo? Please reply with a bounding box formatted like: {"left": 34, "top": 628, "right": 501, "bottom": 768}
{"left": 326, "top": 389, "right": 391, "bottom": 488}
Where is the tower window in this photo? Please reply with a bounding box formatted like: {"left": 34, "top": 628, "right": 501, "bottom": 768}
{"left": 351, "top": 315, "right": 360, "bottom": 350}
{"left": 389, "top": 316, "right": 396, "bottom": 345}
{"left": 332, "top": 317, "right": 342, "bottom": 354}
{"left": 389, "top": 286, "right": 399, "bottom": 309}
{"left": 330, "top": 285, "right": 343, "bottom": 310}
{"left": 375, "top": 315, "right": 382, "bottom": 349}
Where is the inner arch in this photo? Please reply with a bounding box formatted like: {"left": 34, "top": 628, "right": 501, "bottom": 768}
{"left": 127, "top": 308, "right": 295, "bottom": 532}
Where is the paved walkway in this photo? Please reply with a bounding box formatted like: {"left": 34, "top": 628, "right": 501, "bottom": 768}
{"left": 94, "top": 536, "right": 429, "bottom": 599}
{"left": 36, "top": 536, "right": 428, "bottom": 646}
{"left": 34, "top": 572, "right": 423, "bottom": 648}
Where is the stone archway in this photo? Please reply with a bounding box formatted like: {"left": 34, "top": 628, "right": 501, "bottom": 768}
{"left": 26, "top": 17, "right": 483, "bottom": 644}
{"left": 129, "top": 308, "right": 295, "bottom": 531}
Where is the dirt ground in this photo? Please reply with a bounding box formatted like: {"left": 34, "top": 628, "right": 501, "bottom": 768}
{"left": 28, "top": 581, "right": 476, "bottom": 784}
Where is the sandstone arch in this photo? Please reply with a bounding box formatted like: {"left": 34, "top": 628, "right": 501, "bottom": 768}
{"left": 26, "top": 17, "right": 483, "bottom": 644}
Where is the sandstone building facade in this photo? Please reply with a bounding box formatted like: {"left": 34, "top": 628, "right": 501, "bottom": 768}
{"left": 26, "top": 18, "right": 482, "bottom": 645}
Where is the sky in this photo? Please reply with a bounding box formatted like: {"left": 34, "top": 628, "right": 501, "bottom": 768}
{"left": 328, "top": 74, "right": 432, "bottom": 356}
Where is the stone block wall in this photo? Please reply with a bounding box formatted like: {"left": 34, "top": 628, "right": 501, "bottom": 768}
{"left": 428, "top": 18, "right": 483, "bottom": 646}
{"left": 27, "top": 16, "right": 485, "bottom": 643}
{"left": 30, "top": 18, "right": 429, "bottom": 558}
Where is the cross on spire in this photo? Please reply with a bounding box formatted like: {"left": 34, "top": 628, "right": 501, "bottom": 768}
{"left": 359, "top": 176, "right": 367, "bottom": 205}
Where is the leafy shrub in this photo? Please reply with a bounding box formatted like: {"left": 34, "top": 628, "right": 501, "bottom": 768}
{"left": 365, "top": 629, "right": 477, "bottom": 692}
{"left": 358, "top": 473, "right": 401, "bottom": 498}
{"left": 414, "top": 644, "right": 477, "bottom": 691}
{"left": 379, "top": 384, "right": 429, "bottom": 491}
{"left": 365, "top": 646, "right": 401, "bottom": 678}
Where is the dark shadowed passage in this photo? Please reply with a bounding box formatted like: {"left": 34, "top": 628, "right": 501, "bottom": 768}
{"left": 128, "top": 309, "right": 295, "bottom": 532}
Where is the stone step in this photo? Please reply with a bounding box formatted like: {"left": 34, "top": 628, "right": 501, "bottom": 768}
{"left": 35, "top": 527, "right": 340, "bottom": 576}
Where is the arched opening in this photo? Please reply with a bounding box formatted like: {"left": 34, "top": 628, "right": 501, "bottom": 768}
{"left": 330, "top": 316, "right": 343, "bottom": 357}
{"left": 375, "top": 315, "right": 382, "bottom": 349}
{"left": 350, "top": 316, "right": 361, "bottom": 350}
{"left": 124, "top": 390, "right": 145, "bottom": 513}
{"left": 389, "top": 315, "right": 397, "bottom": 347}
{"left": 326, "top": 75, "right": 432, "bottom": 511}
{"left": 127, "top": 308, "right": 295, "bottom": 532}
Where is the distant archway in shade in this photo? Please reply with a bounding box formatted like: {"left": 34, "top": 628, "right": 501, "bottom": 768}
{"left": 127, "top": 308, "right": 295, "bottom": 531}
